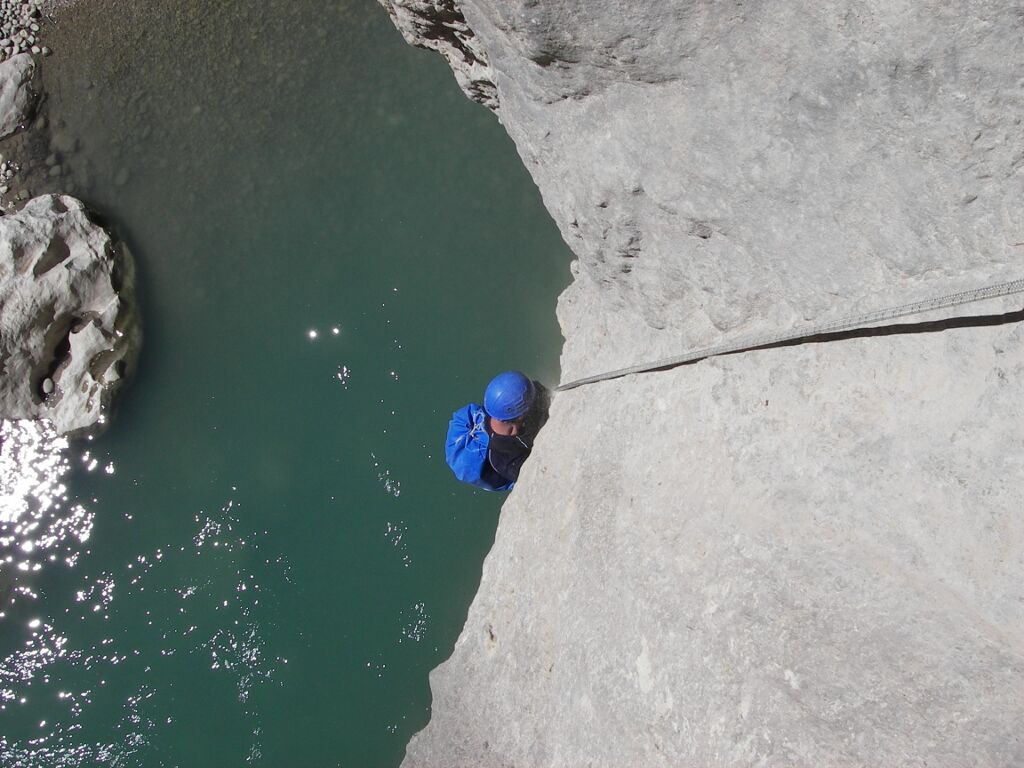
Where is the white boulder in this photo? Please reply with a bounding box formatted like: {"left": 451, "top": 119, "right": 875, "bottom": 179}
{"left": 0, "top": 53, "right": 36, "bottom": 139}
{"left": 0, "top": 194, "right": 139, "bottom": 436}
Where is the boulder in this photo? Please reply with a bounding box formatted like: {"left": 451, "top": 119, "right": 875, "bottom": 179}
{"left": 0, "top": 53, "right": 37, "bottom": 139}
{"left": 0, "top": 194, "right": 139, "bottom": 436}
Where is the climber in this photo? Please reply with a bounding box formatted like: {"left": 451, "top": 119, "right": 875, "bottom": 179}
{"left": 445, "top": 370, "right": 549, "bottom": 491}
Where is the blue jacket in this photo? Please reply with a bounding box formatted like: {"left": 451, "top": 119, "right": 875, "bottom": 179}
{"left": 445, "top": 403, "right": 514, "bottom": 492}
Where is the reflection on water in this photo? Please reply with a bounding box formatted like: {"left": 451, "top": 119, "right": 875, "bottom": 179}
{"left": 0, "top": 0, "right": 570, "bottom": 763}
{"left": 1, "top": 420, "right": 93, "bottom": 605}
{"left": 373, "top": 453, "right": 403, "bottom": 498}
{"left": 0, "top": 430, "right": 290, "bottom": 765}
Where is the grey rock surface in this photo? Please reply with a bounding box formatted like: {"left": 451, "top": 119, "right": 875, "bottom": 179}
{"left": 384, "top": 1, "right": 1024, "bottom": 766}
{"left": 410, "top": 327, "right": 1024, "bottom": 767}
{"left": 0, "top": 193, "right": 138, "bottom": 435}
{"left": 440, "top": 0, "right": 1022, "bottom": 383}
{"left": 0, "top": 53, "right": 36, "bottom": 139}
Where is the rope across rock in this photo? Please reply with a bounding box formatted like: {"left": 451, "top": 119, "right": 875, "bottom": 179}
{"left": 557, "top": 277, "right": 1024, "bottom": 392}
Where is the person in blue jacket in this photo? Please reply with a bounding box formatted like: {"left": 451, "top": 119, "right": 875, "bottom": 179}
{"left": 445, "top": 370, "right": 548, "bottom": 491}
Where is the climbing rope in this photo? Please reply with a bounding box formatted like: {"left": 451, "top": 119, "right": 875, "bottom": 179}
{"left": 556, "top": 276, "right": 1024, "bottom": 392}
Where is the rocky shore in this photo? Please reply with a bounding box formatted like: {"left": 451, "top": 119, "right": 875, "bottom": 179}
{"left": 0, "top": 0, "right": 50, "bottom": 60}
{"left": 0, "top": 1, "right": 138, "bottom": 436}
{"left": 380, "top": 1, "right": 1024, "bottom": 766}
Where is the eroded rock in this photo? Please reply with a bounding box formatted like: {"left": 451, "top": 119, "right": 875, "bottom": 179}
{"left": 0, "top": 193, "right": 139, "bottom": 435}
{"left": 377, "top": 0, "right": 498, "bottom": 109}
{"left": 0, "top": 53, "right": 36, "bottom": 139}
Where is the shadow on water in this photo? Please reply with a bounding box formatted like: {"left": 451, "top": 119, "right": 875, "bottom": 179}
{"left": 0, "top": 0, "right": 570, "bottom": 765}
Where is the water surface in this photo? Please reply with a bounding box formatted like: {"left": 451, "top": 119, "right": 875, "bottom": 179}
{"left": 0, "top": 1, "right": 569, "bottom": 764}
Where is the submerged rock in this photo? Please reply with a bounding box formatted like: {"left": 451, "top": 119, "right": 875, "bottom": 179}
{"left": 0, "top": 52, "right": 36, "bottom": 139}
{"left": 0, "top": 194, "right": 139, "bottom": 436}
{"left": 384, "top": 1, "right": 1024, "bottom": 766}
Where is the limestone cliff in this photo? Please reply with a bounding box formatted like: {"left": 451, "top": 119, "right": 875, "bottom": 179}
{"left": 379, "top": 1, "right": 1024, "bottom": 765}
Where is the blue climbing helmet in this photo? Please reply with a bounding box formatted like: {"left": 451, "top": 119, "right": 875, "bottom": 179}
{"left": 484, "top": 370, "right": 535, "bottom": 422}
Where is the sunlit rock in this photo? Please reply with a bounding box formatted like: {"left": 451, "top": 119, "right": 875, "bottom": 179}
{"left": 0, "top": 53, "right": 36, "bottom": 139}
{"left": 0, "top": 194, "right": 139, "bottom": 436}
{"left": 384, "top": 1, "right": 1024, "bottom": 766}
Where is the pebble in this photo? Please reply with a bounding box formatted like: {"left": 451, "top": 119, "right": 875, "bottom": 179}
{"left": 0, "top": 0, "right": 50, "bottom": 62}
{"left": 41, "top": 378, "right": 53, "bottom": 395}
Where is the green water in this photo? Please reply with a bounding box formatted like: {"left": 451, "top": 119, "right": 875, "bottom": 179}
{"left": 0, "top": 1, "right": 569, "bottom": 765}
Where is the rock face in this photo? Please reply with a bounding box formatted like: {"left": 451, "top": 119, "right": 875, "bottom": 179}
{"left": 381, "top": 1, "right": 1024, "bottom": 766}
{"left": 415, "top": 326, "right": 1024, "bottom": 768}
{"left": 0, "top": 194, "right": 138, "bottom": 436}
{"left": 0, "top": 53, "right": 36, "bottom": 139}
{"left": 377, "top": 0, "right": 498, "bottom": 109}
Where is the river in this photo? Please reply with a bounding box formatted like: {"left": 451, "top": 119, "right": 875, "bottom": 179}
{"left": 0, "top": 1, "right": 569, "bottom": 764}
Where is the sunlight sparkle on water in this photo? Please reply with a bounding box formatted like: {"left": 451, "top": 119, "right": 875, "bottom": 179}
{"left": 335, "top": 365, "right": 351, "bottom": 388}
{"left": 1, "top": 490, "right": 292, "bottom": 765}
{"left": 370, "top": 454, "right": 401, "bottom": 498}
{"left": 1, "top": 420, "right": 94, "bottom": 591}
{"left": 399, "top": 602, "right": 429, "bottom": 643}
{"left": 385, "top": 521, "right": 411, "bottom": 568}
